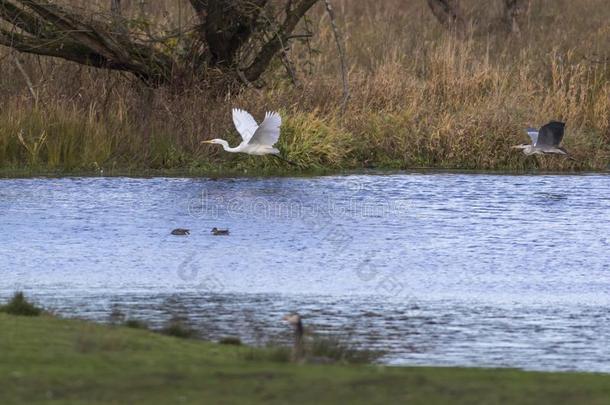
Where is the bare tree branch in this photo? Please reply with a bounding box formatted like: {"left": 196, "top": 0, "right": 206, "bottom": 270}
{"left": 1, "top": 0, "right": 320, "bottom": 87}
{"left": 244, "top": 0, "right": 318, "bottom": 81}
{"left": 0, "top": 1, "right": 48, "bottom": 37}
{"left": 11, "top": 52, "right": 38, "bottom": 106}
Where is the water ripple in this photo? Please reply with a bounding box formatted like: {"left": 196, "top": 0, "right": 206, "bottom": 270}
{"left": 1, "top": 173, "right": 610, "bottom": 372}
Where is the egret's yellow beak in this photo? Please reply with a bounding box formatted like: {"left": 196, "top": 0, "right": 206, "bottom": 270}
{"left": 201, "top": 140, "right": 214, "bottom": 144}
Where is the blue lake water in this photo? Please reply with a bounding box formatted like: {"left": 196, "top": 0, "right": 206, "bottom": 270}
{"left": 1, "top": 173, "right": 610, "bottom": 372}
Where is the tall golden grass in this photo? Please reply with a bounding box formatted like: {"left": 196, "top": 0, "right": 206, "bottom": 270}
{"left": 0, "top": 0, "right": 608, "bottom": 173}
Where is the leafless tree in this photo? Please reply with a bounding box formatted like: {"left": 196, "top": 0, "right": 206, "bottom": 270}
{"left": 0, "top": 0, "right": 319, "bottom": 86}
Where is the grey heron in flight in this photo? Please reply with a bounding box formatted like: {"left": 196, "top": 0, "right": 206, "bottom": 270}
{"left": 512, "top": 121, "right": 572, "bottom": 157}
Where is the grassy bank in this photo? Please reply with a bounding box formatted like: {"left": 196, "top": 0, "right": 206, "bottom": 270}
{"left": 0, "top": 0, "right": 608, "bottom": 174}
{"left": 2, "top": 313, "right": 610, "bottom": 404}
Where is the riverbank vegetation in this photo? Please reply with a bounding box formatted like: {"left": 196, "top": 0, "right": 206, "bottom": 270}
{"left": 0, "top": 291, "right": 43, "bottom": 316}
{"left": 3, "top": 312, "right": 610, "bottom": 404}
{"left": 0, "top": 0, "right": 608, "bottom": 174}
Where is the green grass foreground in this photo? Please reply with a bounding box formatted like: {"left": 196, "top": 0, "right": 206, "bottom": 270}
{"left": 1, "top": 314, "right": 610, "bottom": 404}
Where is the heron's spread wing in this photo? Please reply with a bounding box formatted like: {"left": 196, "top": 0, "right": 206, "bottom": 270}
{"left": 526, "top": 128, "right": 539, "bottom": 145}
{"left": 232, "top": 108, "right": 259, "bottom": 143}
{"left": 248, "top": 111, "right": 281, "bottom": 146}
{"left": 536, "top": 121, "right": 565, "bottom": 147}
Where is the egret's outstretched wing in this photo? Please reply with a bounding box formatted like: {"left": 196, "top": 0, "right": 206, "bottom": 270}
{"left": 537, "top": 121, "right": 565, "bottom": 147}
{"left": 232, "top": 108, "right": 259, "bottom": 143}
{"left": 526, "top": 128, "right": 539, "bottom": 145}
{"left": 248, "top": 111, "right": 281, "bottom": 146}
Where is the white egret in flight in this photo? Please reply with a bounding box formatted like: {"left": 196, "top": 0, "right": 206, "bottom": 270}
{"left": 512, "top": 121, "right": 572, "bottom": 158}
{"left": 202, "top": 109, "right": 295, "bottom": 164}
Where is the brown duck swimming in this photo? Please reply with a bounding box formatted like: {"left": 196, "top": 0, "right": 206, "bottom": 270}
{"left": 211, "top": 227, "right": 229, "bottom": 236}
{"left": 171, "top": 228, "right": 190, "bottom": 236}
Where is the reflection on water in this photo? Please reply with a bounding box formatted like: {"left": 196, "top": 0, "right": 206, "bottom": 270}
{"left": 1, "top": 173, "right": 610, "bottom": 372}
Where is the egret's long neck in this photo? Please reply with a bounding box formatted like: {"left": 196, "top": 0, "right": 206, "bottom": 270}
{"left": 217, "top": 139, "right": 240, "bottom": 152}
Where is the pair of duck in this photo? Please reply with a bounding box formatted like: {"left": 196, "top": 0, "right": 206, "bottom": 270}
{"left": 171, "top": 227, "right": 229, "bottom": 236}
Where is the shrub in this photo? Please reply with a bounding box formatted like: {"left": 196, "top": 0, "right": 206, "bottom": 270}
{"left": 218, "top": 336, "right": 242, "bottom": 346}
{"left": 124, "top": 319, "right": 149, "bottom": 330}
{"left": 243, "top": 346, "right": 292, "bottom": 363}
{"left": 242, "top": 335, "right": 380, "bottom": 364}
{"left": 159, "top": 315, "right": 196, "bottom": 339}
{"left": 308, "top": 335, "right": 381, "bottom": 364}
{"left": 0, "top": 292, "right": 42, "bottom": 316}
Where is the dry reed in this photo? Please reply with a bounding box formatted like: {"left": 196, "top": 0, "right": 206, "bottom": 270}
{"left": 0, "top": 0, "right": 608, "bottom": 173}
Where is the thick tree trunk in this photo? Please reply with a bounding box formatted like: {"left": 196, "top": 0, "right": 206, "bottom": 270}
{"left": 202, "top": 0, "right": 268, "bottom": 66}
